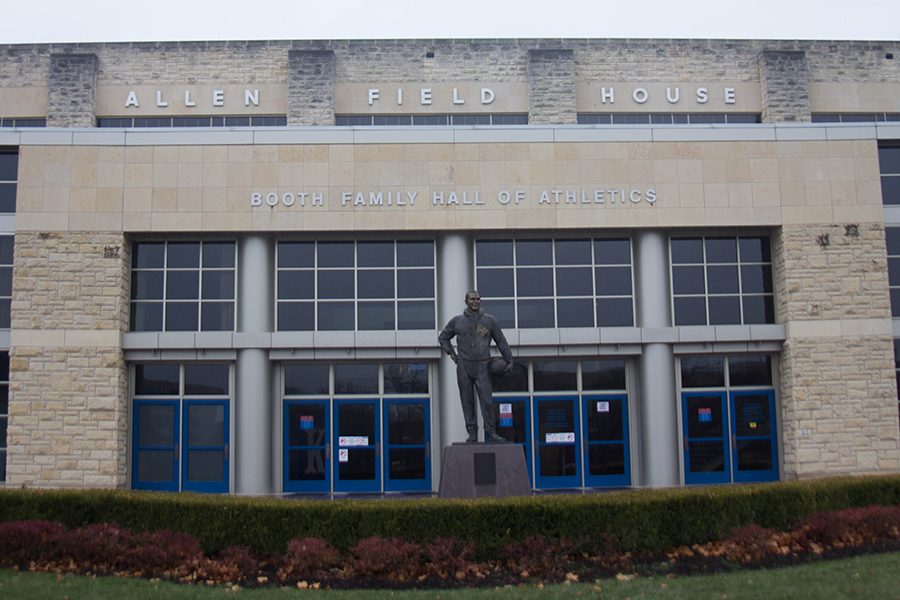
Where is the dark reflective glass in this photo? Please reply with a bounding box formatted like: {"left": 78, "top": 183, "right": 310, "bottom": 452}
{"left": 451, "top": 114, "right": 490, "bottom": 125}
{"left": 339, "top": 448, "right": 376, "bottom": 480}
{"left": 387, "top": 402, "right": 425, "bottom": 444}
{"left": 0, "top": 299, "right": 9, "bottom": 328}
{"left": 186, "top": 404, "right": 225, "bottom": 445}
{"left": 556, "top": 267, "right": 592, "bottom": 296}
{"left": 384, "top": 364, "right": 428, "bottom": 394}
{"left": 517, "top": 267, "right": 553, "bottom": 297}
{"left": 742, "top": 295, "right": 775, "bottom": 324}
{"left": 588, "top": 443, "right": 625, "bottom": 475}
{"left": 740, "top": 265, "right": 773, "bottom": 293}
{"left": 278, "top": 302, "right": 314, "bottom": 331}
{"left": 288, "top": 403, "right": 327, "bottom": 445}
{"left": 582, "top": 359, "right": 627, "bottom": 390}
{"left": 516, "top": 240, "right": 552, "bottom": 265}
{"left": 317, "top": 242, "right": 354, "bottom": 267}
{"left": 595, "top": 266, "right": 632, "bottom": 295}
{"left": 167, "top": 242, "right": 200, "bottom": 268}
{"left": 0, "top": 237, "right": 12, "bottom": 265}
{"left": 539, "top": 445, "right": 576, "bottom": 476}
{"left": 491, "top": 362, "right": 528, "bottom": 391}
{"left": 317, "top": 271, "right": 354, "bottom": 299}
{"left": 131, "top": 271, "right": 163, "bottom": 300}
{"left": 357, "top": 270, "right": 394, "bottom": 299}
{"left": 0, "top": 153, "right": 18, "bottom": 181}
{"left": 555, "top": 239, "right": 591, "bottom": 265}
{"left": 357, "top": 301, "right": 395, "bottom": 330}
{"left": 477, "top": 268, "right": 514, "bottom": 297}
{"left": 737, "top": 440, "right": 773, "bottom": 471}
{"left": 338, "top": 403, "right": 376, "bottom": 437}
{"left": 707, "top": 265, "right": 739, "bottom": 294}
{"left": 586, "top": 397, "right": 623, "bottom": 440}
{"left": 596, "top": 297, "right": 633, "bottom": 327}
{"left": 594, "top": 239, "right": 631, "bottom": 265}
{"left": 278, "top": 270, "right": 314, "bottom": 300}
{"left": 681, "top": 356, "right": 725, "bottom": 388}
{"left": 166, "top": 271, "right": 199, "bottom": 300}
{"left": 317, "top": 302, "right": 354, "bottom": 330}
{"left": 738, "top": 237, "right": 771, "bottom": 263}
{"left": 733, "top": 394, "right": 771, "bottom": 436}
{"left": 0, "top": 418, "right": 5, "bottom": 447}
{"left": 131, "top": 303, "right": 162, "bottom": 331}
{"left": 0, "top": 449, "right": 4, "bottom": 481}
{"left": 202, "top": 271, "right": 234, "bottom": 299}
{"left": 687, "top": 394, "right": 724, "bottom": 438}
{"left": 705, "top": 238, "right": 737, "bottom": 263}
{"left": 882, "top": 177, "right": 900, "bottom": 205}
{"left": 516, "top": 299, "right": 554, "bottom": 327}
{"left": 202, "top": 242, "right": 235, "bottom": 268}
{"left": 534, "top": 361, "right": 577, "bottom": 391}
{"left": 388, "top": 448, "right": 426, "bottom": 479}
{"left": 184, "top": 364, "right": 229, "bottom": 395}
{"left": 729, "top": 356, "right": 773, "bottom": 386}
{"left": 135, "top": 364, "right": 179, "bottom": 395}
{"left": 0, "top": 353, "right": 7, "bottom": 381}
{"left": 670, "top": 238, "right": 703, "bottom": 263}
{"left": 186, "top": 451, "right": 223, "bottom": 481}
{"left": 538, "top": 399, "right": 575, "bottom": 434}
{"left": 613, "top": 113, "right": 650, "bottom": 124}
{"left": 0, "top": 184, "right": 14, "bottom": 213}
{"left": 708, "top": 296, "right": 741, "bottom": 324}
{"left": 673, "top": 266, "right": 705, "bottom": 295}
{"left": 138, "top": 450, "right": 174, "bottom": 481}
{"left": 278, "top": 242, "right": 314, "bottom": 268}
{"left": 132, "top": 242, "right": 165, "bottom": 268}
{"left": 476, "top": 240, "right": 513, "bottom": 266}
{"left": 165, "top": 302, "right": 199, "bottom": 331}
{"left": 397, "top": 269, "right": 434, "bottom": 298}
{"left": 556, "top": 298, "right": 594, "bottom": 327}
{"left": 0, "top": 389, "right": 7, "bottom": 415}
{"left": 397, "top": 240, "right": 434, "bottom": 267}
{"left": 357, "top": 241, "right": 394, "bottom": 267}
{"left": 288, "top": 449, "right": 326, "bottom": 481}
{"left": 334, "top": 364, "right": 378, "bottom": 394}
{"left": 482, "top": 299, "right": 515, "bottom": 328}
{"left": 137, "top": 407, "right": 176, "bottom": 450}
{"left": 887, "top": 229, "right": 900, "bottom": 255}
{"left": 879, "top": 146, "right": 900, "bottom": 174}
{"left": 893, "top": 290, "right": 900, "bottom": 317}
{"left": 688, "top": 441, "right": 725, "bottom": 472}
{"left": 285, "top": 365, "right": 330, "bottom": 396}
{"left": 397, "top": 300, "right": 435, "bottom": 329}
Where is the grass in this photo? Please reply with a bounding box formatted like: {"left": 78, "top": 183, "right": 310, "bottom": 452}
{"left": 0, "top": 551, "right": 899, "bottom": 600}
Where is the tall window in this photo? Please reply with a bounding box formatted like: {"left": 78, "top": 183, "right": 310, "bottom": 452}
{"left": 276, "top": 240, "right": 435, "bottom": 331}
{"left": 0, "top": 236, "right": 11, "bottom": 329}
{"left": 130, "top": 241, "right": 236, "bottom": 332}
{"left": 577, "top": 113, "right": 760, "bottom": 125}
{"left": 0, "top": 352, "right": 8, "bottom": 482}
{"left": 97, "top": 116, "right": 287, "bottom": 128}
{"left": 670, "top": 236, "right": 774, "bottom": 326}
{"left": 881, "top": 145, "right": 900, "bottom": 206}
{"left": 475, "top": 238, "right": 634, "bottom": 329}
{"left": 895, "top": 341, "right": 900, "bottom": 429}
{"left": 0, "top": 149, "right": 16, "bottom": 213}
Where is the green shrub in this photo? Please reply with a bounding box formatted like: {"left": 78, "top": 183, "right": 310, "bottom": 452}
{"left": 1, "top": 475, "right": 898, "bottom": 556}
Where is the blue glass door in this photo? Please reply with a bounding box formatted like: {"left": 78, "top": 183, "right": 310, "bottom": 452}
{"left": 682, "top": 391, "right": 730, "bottom": 485}
{"left": 533, "top": 395, "right": 580, "bottom": 489}
{"left": 333, "top": 399, "right": 381, "bottom": 493}
{"left": 493, "top": 396, "right": 533, "bottom": 485}
{"left": 383, "top": 399, "right": 430, "bottom": 492}
{"left": 133, "top": 400, "right": 179, "bottom": 491}
{"left": 284, "top": 400, "right": 330, "bottom": 493}
{"left": 582, "top": 394, "right": 630, "bottom": 488}
{"left": 181, "top": 400, "right": 229, "bottom": 493}
{"left": 730, "top": 390, "right": 778, "bottom": 483}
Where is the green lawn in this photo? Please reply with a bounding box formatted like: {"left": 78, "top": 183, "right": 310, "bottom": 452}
{"left": 1, "top": 552, "right": 898, "bottom": 599}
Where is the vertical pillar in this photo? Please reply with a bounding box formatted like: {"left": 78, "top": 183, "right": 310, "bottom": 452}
{"left": 235, "top": 235, "right": 274, "bottom": 494}
{"left": 436, "top": 233, "right": 474, "bottom": 448}
{"left": 634, "top": 231, "right": 679, "bottom": 487}
{"left": 47, "top": 53, "right": 98, "bottom": 127}
{"left": 287, "top": 49, "right": 336, "bottom": 126}
{"left": 527, "top": 49, "right": 577, "bottom": 125}
{"left": 758, "top": 50, "right": 811, "bottom": 123}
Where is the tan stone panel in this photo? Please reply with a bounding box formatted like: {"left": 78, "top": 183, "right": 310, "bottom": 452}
{"left": 177, "top": 163, "right": 203, "bottom": 187}
{"left": 328, "top": 145, "right": 353, "bottom": 162}
{"left": 404, "top": 144, "right": 452, "bottom": 162}
{"left": 177, "top": 188, "right": 203, "bottom": 212}
{"left": 151, "top": 188, "right": 178, "bottom": 212}
{"left": 252, "top": 146, "right": 279, "bottom": 163}
{"left": 226, "top": 162, "right": 253, "bottom": 188}
{"left": 728, "top": 183, "right": 753, "bottom": 207}
{"left": 202, "top": 163, "right": 228, "bottom": 187}
{"left": 200, "top": 188, "right": 229, "bottom": 212}
{"left": 751, "top": 206, "right": 783, "bottom": 224}
{"left": 228, "top": 146, "right": 253, "bottom": 163}
{"left": 779, "top": 182, "right": 807, "bottom": 207}
{"left": 151, "top": 212, "right": 202, "bottom": 231}
{"left": 276, "top": 162, "right": 305, "bottom": 187}
{"left": 124, "top": 147, "right": 153, "bottom": 163}
{"left": 69, "top": 188, "right": 97, "bottom": 213}
{"left": 251, "top": 162, "right": 278, "bottom": 187}
{"left": 202, "top": 212, "right": 253, "bottom": 231}
{"left": 702, "top": 183, "right": 729, "bottom": 208}
{"left": 329, "top": 162, "right": 355, "bottom": 186}
{"left": 124, "top": 163, "right": 152, "bottom": 187}
{"left": 833, "top": 205, "right": 883, "bottom": 222}
{"left": 123, "top": 212, "right": 152, "bottom": 231}
{"left": 151, "top": 163, "right": 178, "bottom": 187}
{"left": 152, "top": 147, "right": 179, "bottom": 164}
{"left": 705, "top": 206, "right": 754, "bottom": 225}
{"left": 305, "top": 162, "right": 330, "bottom": 186}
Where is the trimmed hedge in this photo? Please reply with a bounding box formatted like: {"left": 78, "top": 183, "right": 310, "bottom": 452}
{"left": 1, "top": 475, "right": 898, "bottom": 557}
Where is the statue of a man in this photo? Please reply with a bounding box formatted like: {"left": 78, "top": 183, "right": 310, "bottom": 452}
{"left": 438, "top": 290, "right": 513, "bottom": 443}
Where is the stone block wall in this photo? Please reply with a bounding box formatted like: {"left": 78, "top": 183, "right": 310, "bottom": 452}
{"left": 528, "top": 49, "right": 576, "bottom": 125}
{"left": 47, "top": 54, "right": 98, "bottom": 127}
{"left": 759, "top": 50, "right": 811, "bottom": 123}
{"left": 6, "top": 231, "right": 130, "bottom": 487}
{"left": 288, "top": 50, "right": 335, "bottom": 126}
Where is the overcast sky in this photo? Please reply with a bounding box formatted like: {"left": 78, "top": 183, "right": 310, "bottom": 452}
{"left": 1, "top": 0, "right": 898, "bottom": 44}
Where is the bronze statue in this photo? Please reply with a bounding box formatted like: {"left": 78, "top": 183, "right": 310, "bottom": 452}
{"left": 438, "top": 290, "right": 513, "bottom": 443}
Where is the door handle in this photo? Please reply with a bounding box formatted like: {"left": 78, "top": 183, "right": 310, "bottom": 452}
{"left": 325, "top": 443, "right": 330, "bottom": 459}
{"left": 376, "top": 442, "right": 381, "bottom": 458}
{"left": 425, "top": 441, "right": 431, "bottom": 458}
{"left": 223, "top": 444, "right": 229, "bottom": 458}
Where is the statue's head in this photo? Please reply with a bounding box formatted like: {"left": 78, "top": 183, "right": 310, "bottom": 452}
{"left": 465, "top": 290, "right": 481, "bottom": 312}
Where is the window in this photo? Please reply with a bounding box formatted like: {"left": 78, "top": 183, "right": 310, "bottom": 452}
{"left": 880, "top": 145, "right": 900, "bottom": 206}
{"left": 130, "top": 241, "right": 236, "bottom": 332}
{"left": 670, "top": 236, "right": 774, "bottom": 326}
{"left": 97, "top": 116, "right": 287, "bottom": 128}
{"left": 475, "top": 238, "right": 633, "bottom": 329}
{"left": 0, "top": 236, "right": 11, "bottom": 328}
{"left": 0, "top": 352, "right": 7, "bottom": 482}
{"left": 276, "top": 240, "right": 435, "bottom": 331}
{"left": 0, "top": 118, "right": 45, "bottom": 128}
{"left": 0, "top": 149, "right": 17, "bottom": 214}
{"left": 577, "top": 113, "right": 760, "bottom": 125}
{"left": 895, "top": 341, "right": 900, "bottom": 429}
{"left": 335, "top": 114, "right": 528, "bottom": 126}
{"left": 812, "top": 113, "right": 900, "bottom": 123}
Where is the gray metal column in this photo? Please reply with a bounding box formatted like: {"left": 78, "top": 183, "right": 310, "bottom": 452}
{"left": 634, "top": 230, "right": 679, "bottom": 487}
{"left": 436, "top": 233, "right": 474, "bottom": 449}
{"left": 235, "top": 235, "right": 274, "bottom": 494}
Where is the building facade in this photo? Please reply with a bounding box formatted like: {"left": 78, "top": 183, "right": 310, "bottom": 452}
{"left": 0, "top": 38, "right": 899, "bottom": 494}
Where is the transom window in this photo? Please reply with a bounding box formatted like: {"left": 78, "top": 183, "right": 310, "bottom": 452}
{"left": 894, "top": 341, "right": 900, "bottom": 429}
{"left": 130, "top": 241, "right": 236, "bottom": 332}
{"left": 475, "top": 238, "right": 634, "bottom": 329}
{"left": 0, "top": 118, "right": 45, "bottom": 128}
{"left": 276, "top": 240, "right": 436, "bottom": 331}
{"left": 284, "top": 362, "right": 429, "bottom": 396}
{"left": 880, "top": 145, "right": 900, "bottom": 206}
{"left": 577, "top": 113, "right": 760, "bottom": 125}
{"left": 97, "top": 116, "right": 287, "bottom": 128}
{"left": 886, "top": 228, "right": 900, "bottom": 316}
{"left": 813, "top": 113, "right": 900, "bottom": 123}
{"left": 335, "top": 114, "right": 528, "bottom": 126}
{"left": 0, "top": 149, "right": 17, "bottom": 214}
{"left": 0, "top": 352, "right": 8, "bottom": 482}
{"left": 670, "top": 236, "right": 774, "bottom": 326}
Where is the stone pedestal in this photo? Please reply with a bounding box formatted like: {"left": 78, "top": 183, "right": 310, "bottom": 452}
{"left": 438, "top": 443, "right": 531, "bottom": 498}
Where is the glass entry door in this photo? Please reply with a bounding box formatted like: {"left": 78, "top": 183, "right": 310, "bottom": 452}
{"left": 730, "top": 390, "right": 777, "bottom": 482}
{"left": 283, "top": 400, "right": 330, "bottom": 493}
{"left": 383, "top": 399, "right": 430, "bottom": 492}
{"left": 493, "top": 396, "right": 532, "bottom": 484}
{"left": 533, "top": 395, "right": 580, "bottom": 488}
{"left": 582, "top": 394, "right": 630, "bottom": 487}
{"left": 133, "top": 400, "right": 179, "bottom": 491}
{"left": 333, "top": 399, "right": 381, "bottom": 493}
{"left": 182, "top": 400, "right": 229, "bottom": 493}
{"left": 682, "top": 391, "right": 730, "bottom": 484}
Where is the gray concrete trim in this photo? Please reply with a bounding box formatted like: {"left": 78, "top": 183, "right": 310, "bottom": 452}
{"left": 125, "top": 129, "right": 255, "bottom": 146}
{"left": 452, "top": 128, "right": 554, "bottom": 143}
{"left": 271, "top": 331, "right": 316, "bottom": 348}
{"left": 254, "top": 129, "right": 354, "bottom": 144}
{"left": 600, "top": 327, "right": 642, "bottom": 344}
{"left": 598, "top": 343, "right": 643, "bottom": 355}
{"left": 876, "top": 123, "right": 900, "bottom": 140}
{"left": 749, "top": 324, "right": 787, "bottom": 340}
{"left": 0, "top": 330, "right": 10, "bottom": 348}
{"left": 0, "top": 132, "right": 19, "bottom": 145}
{"left": 20, "top": 130, "right": 72, "bottom": 145}
{"left": 396, "top": 330, "right": 440, "bottom": 347}
{"left": 893, "top": 319, "right": 900, "bottom": 338}
{"left": 269, "top": 348, "right": 316, "bottom": 360}
{"left": 650, "top": 126, "right": 775, "bottom": 142}
{"left": 312, "top": 331, "right": 355, "bottom": 347}
{"left": 554, "top": 127, "right": 653, "bottom": 142}
{"left": 396, "top": 347, "right": 441, "bottom": 359}
{"left": 774, "top": 126, "right": 828, "bottom": 141}
{"left": 71, "top": 130, "right": 126, "bottom": 145}
{"left": 715, "top": 325, "right": 752, "bottom": 341}
{"left": 677, "top": 326, "right": 717, "bottom": 342}
{"left": 122, "top": 332, "right": 160, "bottom": 349}
{"left": 517, "top": 328, "right": 561, "bottom": 345}
{"left": 233, "top": 332, "right": 272, "bottom": 348}
{"left": 0, "top": 215, "right": 16, "bottom": 233}
{"left": 124, "top": 349, "right": 237, "bottom": 361}
{"left": 559, "top": 327, "right": 600, "bottom": 344}
{"left": 355, "top": 330, "right": 397, "bottom": 346}
{"left": 641, "top": 327, "right": 678, "bottom": 343}
{"left": 884, "top": 207, "right": 900, "bottom": 226}
{"left": 354, "top": 128, "right": 454, "bottom": 144}
{"left": 355, "top": 347, "right": 398, "bottom": 359}
{"left": 194, "top": 332, "right": 234, "bottom": 348}
{"left": 825, "top": 125, "right": 878, "bottom": 140}
{"left": 156, "top": 332, "right": 195, "bottom": 349}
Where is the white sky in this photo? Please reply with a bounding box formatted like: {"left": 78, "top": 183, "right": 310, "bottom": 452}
{"left": 1, "top": 0, "right": 898, "bottom": 44}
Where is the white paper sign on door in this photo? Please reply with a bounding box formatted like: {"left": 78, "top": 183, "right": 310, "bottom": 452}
{"left": 338, "top": 448, "right": 349, "bottom": 463}
{"left": 545, "top": 432, "right": 575, "bottom": 443}
{"left": 339, "top": 436, "right": 368, "bottom": 447}
{"left": 596, "top": 401, "right": 610, "bottom": 413}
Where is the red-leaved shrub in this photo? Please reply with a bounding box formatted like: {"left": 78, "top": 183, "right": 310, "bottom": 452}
{"left": 198, "top": 545, "right": 260, "bottom": 584}
{"left": 63, "top": 523, "right": 134, "bottom": 572}
{"left": 724, "top": 524, "right": 777, "bottom": 564}
{"left": 502, "top": 535, "right": 576, "bottom": 578}
{"left": 422, "top": 537, "right": 477, "bottom": 580}
{"left": 795, "top": 505, "right": 900, "bottom": 551}
{"left": 348, "top": 536, "right": 424, "bottom": 580}
{"left": 276, "top": 537, "right": 341, "bottom": 582}
{"left": 0, "top": 520, "right": 66, "bottom": 565}
{"left": 124, "top": 530, "right": 203, "bottom": 577}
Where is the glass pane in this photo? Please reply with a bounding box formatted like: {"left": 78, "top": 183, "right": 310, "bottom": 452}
{"left": 729, "top": 356, "right": 773, "bottom": 387}
{"left": 166, "top": 271, "right": 199, "bottom": 299}
{"left": 476, "top": 240, "right": 513, "bottom": 266}
{"left": 708, "top": 296, "right": 741, "bottom": 325}
{"left": 356, "top": 241, "right": 393, "bottom": 267}
{"left": 135, "top": 364, "right": 179, "bottom": 395}
{"left": 167, "top": 242, "right": 200, "bottom": 268}
{"left": 516, "top": 240, "right": 552, "bottom": 265}
{"left": 383, "top": 363, "right": 428, "bottom": 394}
{"left": 201, "top": 271, "right": 234, "bottom": 299}
{"left": 740, "top": 265, "right": 773, "bottom": 294}
{"left": 278, "top": 270, "right": 314, "bottom": 300}
{"left": 582, "top": 359, "right": 626, "bottom": 390}
{"left": 317, "top": 242, "right": 354, "bottom": 267}
{"left": 491, "top": 362, "right": 528, "bottom": 392}
{"left": 137, "top": 404, "right": 175, "bottom": 445}
{"left": 556, "top": 267, "right": 592, "bottom": 296}
{"left": 586, "top": 398, "right": 623, "bottom": 440}
{"left": 131, "top": 303, "right": 163, "bottom": 331}
{"left": 357, "top": 301, "right": 395, "bottom": 330}
{"left": 0, "top": 449, "right": 4, "bottom": 481}
{"left": 477, "top": 268, "right": 514, "bottom": 297}
{"left": 739, "top": 237, "right": 771, "bottom": 263}
{"left": 397, "top": 240, "right": 434, "bottom": 267}
{"left": 335, "top": 365, "right": 378, "bottom": 394}
{"left": 0, "top": 237, "right": 13, "bottom": 264}
{"left": 184, "top": 364, "right": 229, "bottom": 395}
{"left": 742, "top": 295, "right": 775, "bottom": 324}
{"left": 707, "top": 266, "right": 739, "bottom": 294}
{"left": 0, "top": 353, "right": 7, "bottom": 381}
{"left": 733, "top": 393, "right": 771, "bottom": 436}
{"left": 737, "top": 440, "right": 773, "bottom": 471}
{"left": 288, "top": 403, "right": 327, "bottom": 445}
{"left": 681, "top": 356, "right": 725, "bottom": 388}
{"left": 890, "top": 258, "right": 900, "bottom": 285}
{"left": 278, "top": 302, "right": 314, "bottom": 331}
{"left": 187, "top": 404, "right": 225, "bottom": 445}
{"left": 0, "top": 153, "right": 18, "bottom": 180}
{"left": 285, "top": 365, "right": 330, "bottom": 396}
{"left": 0, "top": 299, "right": 9, "bottom": 329}
{"left": 688, "top": 441, "right": 725, "bottom": 472}
{"left": 132, "top": 242, "right": 165, "bottom": 268}
{"left": 387, "top": 403, "right": 425, "bottom": 444}
{"left": 357, "top": 270, "right": 394, "bottom": 299}
{"left": 555, "top": 239, "right": 591, "bottom": 265}
{"left": 517, "top": 267, "right": 553, "bottom": 296}
{"left": 318, "top": 271, "right": 354, "bottom": 299}
{"left": 339, "top": 448, "right": 376, "bottom": 480}
{"left": 317, "top": 302, "right": 354, "bottom": 330}
{"left": 556, "top": 298, "right": 594, "bottom": 327}
{"left": 672, "top": 266, "right": 705, "bottom": 295}
{"left": 138, "top": 450, "right": 174, "bottom": 481}
{"left": 202, "top": 242, "right": 235, "bottom": 268}
{"left": 594, "top": 239, "right": 631, "bottom": 265}
{"left": 687, "top": 395, "right": 724, "bottom": 438}
{"left": 516, "top": 299, "right": 554, "bottom": 327}
{"left": 131, "top": 271, "right": 163, "bottom": 300}
{"left": 288, "top": 449, "right": 326, "bottom": 481}
{"left": 198, "top": 302, "right": 234, "bottom": 334}
{"left": 0, "top": 387, "right": 7, "bottom": 415}
{"left": 595, "top": 266, "right": 632, "bottom": 295}
{"left": 0, "top": 185, "right": 14, "bottom": 213}
{"left": 187, "top": 450, "right": 224, "bottom": 481}
{"left": 879, "top": 146, "right": 900, "bottom": 174}
{"left": 494, "top": 400, "right": 527, "bottom": 441}
{"left": 397, "top": 269, "right": 434, "bottom": 298}
{"left": 165, "top": 302, "right": 199, "bottom": 331}
{"left": 338, "top": 403, "right": 376, "bottom": 437}
{"left": 539, "top": 445, "right": 576, "bottom": 477}
{"left": 481, "top": 299, "right": 514, "bottom": 328}
{"left": 278, "top": 242, "right": 314, "bottom": 268}
{"left": 388, "top": 448, "right": 426, "bottom": 479}
{"left": 882, "top": 177, "right": 900, "bottom": 205}
{"left": 670, "top": 238, "right": 703, "bottom": 263}
{"left": 534, "top": 362, "right": 577, "bottom": 391}
{"left": 588, "top": 444, "right": 625, "bottom": 476}
{"left": 596, "top": 297, "right": 633, "bottom": 326}
{"left": 397, "top": 300, "right": 435, "bottom": 329}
